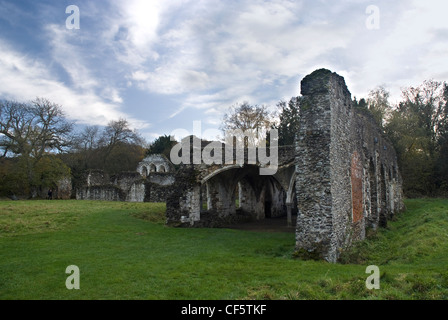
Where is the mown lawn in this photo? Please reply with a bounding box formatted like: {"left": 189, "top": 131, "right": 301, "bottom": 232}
{"left": 0, "top": 199, "right": 447, "bottom": 300}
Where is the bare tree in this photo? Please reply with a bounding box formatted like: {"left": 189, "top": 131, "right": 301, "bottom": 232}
{"left": 99, "top": 118, "right": 144, "bottom": 164}
{"left": 221, "top": 102, "right": 274, "bottom": 147}
{"left": 0, "top": 100, "right": 34, "bottom": 158}
{"left": 73, "top": 125, "right": 100, "bottom": 151}
{"left": 0, "top": 98, "right": 73, "bottom": 196}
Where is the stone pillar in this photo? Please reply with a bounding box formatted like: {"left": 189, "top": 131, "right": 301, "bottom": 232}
{"left": 295, "top": 69, "right": 334, "bottom": 261}
{"left": 295, "top": 69, "right": 354, "bottom": 263}
{"left": 166, "top": 165, "right": 201, "bottom": 226}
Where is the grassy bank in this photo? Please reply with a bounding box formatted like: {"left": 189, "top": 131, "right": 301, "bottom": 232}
{"left": 0, "top": 199, "right": 447, "bottom": 300}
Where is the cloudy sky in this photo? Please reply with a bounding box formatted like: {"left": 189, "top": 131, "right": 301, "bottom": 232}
{"left": 1, "top": 0, "right": 448, "bottom": 142}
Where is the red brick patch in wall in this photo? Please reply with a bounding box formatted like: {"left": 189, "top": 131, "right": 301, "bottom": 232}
{"left": 351, "top": 151, "right": 363, "bottom": 223}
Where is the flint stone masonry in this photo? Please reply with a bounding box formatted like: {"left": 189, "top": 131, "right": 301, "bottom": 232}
{"left": 55, "top": 177, "right": 72, "bottom": 200}
{"left": 295, "top": 69, "right": 404, "bottom": 262}
{"left": 166, "top": 68, "right": 404, "bottom": 263}
{"left": 76, "top": 184, "right": 125, "bottom": 201}
{"left": 75, "top": 69, "right": 404, "bottom": 263}
{"left": 76, "top": 170, "right": 130, "bottom": 201}
{"left": 145, "top": 172, "right": 176, "bottom": 202}
{"left": 166, "top": 139, "right": 297, "bottom": 228}
{"left": 76, "top": 155, "right": 175, "bottom": 202}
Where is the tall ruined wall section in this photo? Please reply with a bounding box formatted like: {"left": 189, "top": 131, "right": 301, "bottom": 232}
{"left": 295, "top": 69, "right": 404, "bottom": 263}
{"left": 295, "top": 70, "right": 334, "bottom": 261}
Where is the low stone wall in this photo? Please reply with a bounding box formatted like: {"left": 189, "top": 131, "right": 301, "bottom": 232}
{"left": 126, "top": 181, "right": 145, "bottom": 202}
{"left": 144, "top": 174, "right": 177, "bottom": 202}
{"left": 76, "top": 185, "right": 125, "bottom": 201}
{"left": 55, "top": 177, "right": 72, "bottom": 199}
{"left": 76, "top": 169, "right": 174, "bottom": 203}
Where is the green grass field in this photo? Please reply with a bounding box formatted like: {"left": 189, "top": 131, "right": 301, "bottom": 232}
{"left": 0, "top": 199, "right": 447, "bottom": 300}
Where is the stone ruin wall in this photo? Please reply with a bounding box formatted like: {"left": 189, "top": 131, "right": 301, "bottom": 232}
{"left": 165, "top": 143, "right": 296, "bottom": 228}
{"left": 73, "top": 68, "right": 405, "bottom": 263}
{"left": 165, "top": 68, "right": 405, "bottom": 263}
{"left": 295, "top": 69, "right": 404, "bottom": 262}
{"left": 76, "top": 163, "right": 175, "bottom": 203}
{"left": 76, "top": 170, "right": 127, "bottom": 201}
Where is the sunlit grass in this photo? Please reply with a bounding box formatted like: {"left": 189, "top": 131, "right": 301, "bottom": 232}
{"left": 0, "top": 199, "right": 447, "bottom": 300}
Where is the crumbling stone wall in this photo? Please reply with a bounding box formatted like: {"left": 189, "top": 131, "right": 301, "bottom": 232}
{"left": 76, "top": 185, "right": 125, "bottom": 201}
{"left": 76, "top": 161, "right": 175, "bottom": 203}
{"left": 295, "top": 69, "right": 404, "bottom": 262}
{"left": 166, "top": 165, "right": 201, "bottom": 226}
{"left": 112, "top": 172, "right": 146, "bottom": 202}
{"left": 164, "top": 69, "right": 404, "bottom": 263}
{"left": 55, "top": 177, "right": 72, "bottom": 200}
{"left": 144, "top": 172, "right": 176, "bottom": 202}
{"left": 165, "top": 145, "right": 294, "bottom": 227}
{"left": 76, "top": 170, "right": 127, "bottom": 201}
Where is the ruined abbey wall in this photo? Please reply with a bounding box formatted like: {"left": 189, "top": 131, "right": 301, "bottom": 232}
{"left": 75, "top": 68, "right": 404, "bottom": 263}
{"left": 76, "top": 167, "right": 175, "bottom": 203}
{"left": 165, "top": 69, "right": 405, "bottom": 263}
{"left": 295, "top": 69, "right": 404, "bottom": 262}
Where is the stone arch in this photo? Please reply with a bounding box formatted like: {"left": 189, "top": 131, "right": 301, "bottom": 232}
{"left": 233, "top": 169, "right": 265, "bottom": 220}
{"left": 201, "top": 165, "right": 243, "bottom": 184}
{"left": 149, "top": 164, "right": 156, "bottom": 173}
{"left": 285, "top": 171, "right": 298, "bottom": 226}
{"left": 264, "top": 177, "right": 286, "bottom": 219}
{"left": 158, "top": 165, "right": 166, "bottom": 173}
{"left": 201, "top": 164, "right": 286, "bottom": 222}
{"left": 285, "top": 171, "right": 297, "bottom": 204}
{"left": 141, "top": 166, "right": 148, "bottom": 178}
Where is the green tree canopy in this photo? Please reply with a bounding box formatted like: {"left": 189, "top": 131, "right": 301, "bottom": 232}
{"left": 385, "top": 80, "right": 448, "bottom": 196}
{"left": 0, "top": 98, "right": 73, "bottom": 197}
{"left": 146, "top": 134, "right": 178, "bottom": 158}
{"left": 275, "top": 97, "right": 300, "bottom": 146}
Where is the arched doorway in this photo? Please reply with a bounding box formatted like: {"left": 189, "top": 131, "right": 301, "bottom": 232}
{"left": 201, "top": 164, "right": 286, "bottom": 225}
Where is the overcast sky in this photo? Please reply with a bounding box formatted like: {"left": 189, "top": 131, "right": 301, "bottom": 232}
{"left": 1, "top": 0, "right": 448, "bottom": 142}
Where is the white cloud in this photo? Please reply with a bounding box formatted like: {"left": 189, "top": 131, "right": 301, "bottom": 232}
{"left": 46, "top": 24, "right": 99, "bottom": 90}
{"left": 126, "top": 0, "right": 369, "bottom": 112}
{"left": 0, "top": 38, "right": 146, "bottom": 129}
{"left": 3, "top": 0, "right": 448, "bottom": 137}
{"left": 341, "top": 0, "right": 448, "bottom": 103}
